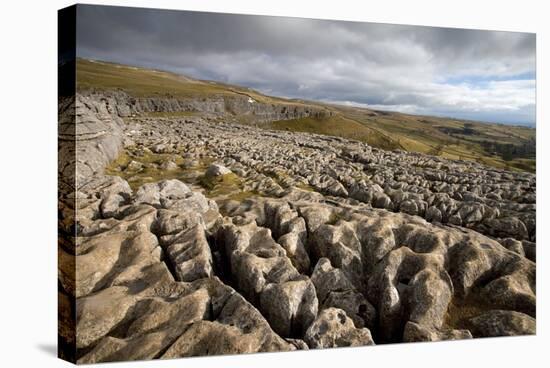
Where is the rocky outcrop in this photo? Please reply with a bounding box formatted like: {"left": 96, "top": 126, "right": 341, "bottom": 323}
{"left": 79, "top": 90, "right": 332, "bottom": 123}
{"left": 58, "top": 95, "right": 125, "bottom": 187}
{"left": 217, "top": 220, "right": 318, "bottom": 337}
{"left": 59, "top": 93, "right": 536, "bottom": 363}
{"left": 114, "top": 115, "right": 535, "bottom": 243}
{"left": 61, "top": 175, "right": 299, "bottom": 363}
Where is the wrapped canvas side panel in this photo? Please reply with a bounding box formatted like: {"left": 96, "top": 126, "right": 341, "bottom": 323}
{"left": 58, "top": 4, "right": 77, "bottom": 364}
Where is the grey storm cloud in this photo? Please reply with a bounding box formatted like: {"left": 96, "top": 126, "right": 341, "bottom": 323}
{"left": 76, "top": 4, "right": 536, "bottom": 125}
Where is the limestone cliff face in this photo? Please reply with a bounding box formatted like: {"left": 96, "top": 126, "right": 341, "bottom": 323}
{"left": 80, "top": 90, "right": 332, "bottom": 122}
{"left": 58, "top": 94, "right": 125, "bottom": 187}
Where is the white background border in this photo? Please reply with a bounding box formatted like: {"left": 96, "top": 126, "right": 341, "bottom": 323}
{"left": 0, "top": 0, "right": 546, "bottom": 366}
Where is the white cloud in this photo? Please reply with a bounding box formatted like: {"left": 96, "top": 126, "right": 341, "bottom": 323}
{"left": 76, "top": 5, "right": 536, "bottom": 125}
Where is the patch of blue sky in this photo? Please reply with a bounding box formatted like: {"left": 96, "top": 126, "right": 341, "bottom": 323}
{"left": 441, "top": 71, "right": 536, "bottom": 85}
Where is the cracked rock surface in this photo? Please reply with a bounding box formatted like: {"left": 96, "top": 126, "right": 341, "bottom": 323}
{"left": 58, "top": 94, "right": 536, "bottom": 363}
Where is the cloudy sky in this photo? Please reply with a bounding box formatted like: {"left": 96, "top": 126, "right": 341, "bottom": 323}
{"left": 76, "top": 5, "right": 536, "bottom": 126}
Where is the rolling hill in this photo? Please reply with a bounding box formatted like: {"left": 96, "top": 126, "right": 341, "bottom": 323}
{"left": 76, "top": 58, "right": 535, "bottom": 172}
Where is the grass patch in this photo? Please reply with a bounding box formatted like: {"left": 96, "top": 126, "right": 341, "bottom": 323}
{"left": 105, "top": 148, "right": 214, "bottom": 191}
{"left": 267, "top": 115, "right": 401, "bottom": 151}
{"left": 77, "top": 59, "right": 234, "bottom": 98}
{"left": 76, "top": 58, "right": 315, "bottom": 108}
{"left": 225, "top": 190, "right": 260, "bottom": 202}
{"left": 199, "top": 173, "right": 242, "bottom": 191}
{"left": 106, "top": 149, "right": 268, "bottom": 202}
{"left": 337, "top": 106, "right": 535, "bottom": 172}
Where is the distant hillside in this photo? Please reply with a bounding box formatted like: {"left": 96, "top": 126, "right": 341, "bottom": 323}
{"left": 77, "top": 58, "right": 320, "bottom": 108}
{"left": 76, "top": 58, "right": 535, "bottom": 172}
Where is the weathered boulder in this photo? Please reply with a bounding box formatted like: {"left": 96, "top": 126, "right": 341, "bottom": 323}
{"left": 162, "top": 291, "right": 295, "bottom": 358}
{"left": 134, "top": 179, "right": 191, "bottom": 207}
{"left": 154, "top": 208, "right": 203, "bottom": 236}
{"left": 206, "top": 163, "right": 232, "bottom": 177}
{"left": 304, "top": 308, "right": 374, "bottom": 348}
{"left": 467, "top": 310, "right": 535, "bottom": 337}
{"left": 76, "top": 286, "right": 137, "bottom": 349}
{"left": 309, "top": 174, "right": 348, "bottom": 197}
{"left": 160, "top": 160, "right": 179, "bottom": 171}
{"left": 263, "top": 201, "right": 310, "bottom": 273}
{"left": 483, "top": 217, "right": 529, "bottom": 240}
{"left": 260, "top": 277, "right": 319, "bottom": 337}
{"left": 407, "top": 268, "right": 453, "bottom": 329}
{"left": 425, "top": 206, "right": 442, "bottom": 222}
{"left": 310, "top": 221, "right": 364, "bottom": 290}
{"left": 367, "top": 246, "right": 449, "bottom": 341}
{"left": 499, "top": 238, "right": 525, "bottom": 257}
{"left": 73, "top": 230, "right": 159, "bottom": 298}
{"left": 161, "top": 225, "right": 214, "bottom": 282}
{"left": 311, "top": 258, "right": 375, "bottom": 329}
{"left": 403, "top": 321, "right": 472, "bottom": 342}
